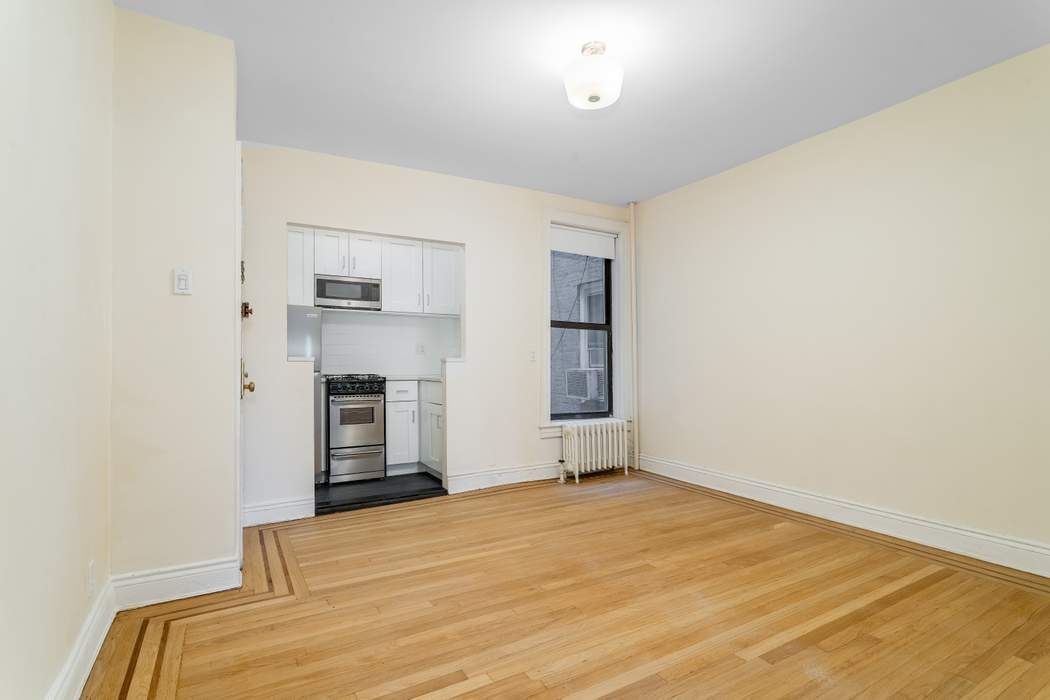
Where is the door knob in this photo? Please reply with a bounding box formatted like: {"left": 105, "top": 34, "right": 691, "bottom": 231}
{"left": 240, "top": 359, "right": 255, "bottom": 398}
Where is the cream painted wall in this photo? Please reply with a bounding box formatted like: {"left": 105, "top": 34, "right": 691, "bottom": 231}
{"left": 241, "top": 146, "right": 626, "bottom": 507}
{"left": 0, "top": 1, "right": 113, "bottom": 695}
{"left": 111, "top": 10, "right": 239, "bottom": 573}
{"left": 636, "top": 45, "right": 1050, "bottom": 545}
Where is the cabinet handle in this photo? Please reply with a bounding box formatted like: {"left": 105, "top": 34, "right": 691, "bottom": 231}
{"left": 412, "top": 410, "right": 415, "bottom": 424}
{"left": 341, "top": 255, "right": 346, "bottom": 271}
{"left": 417, "top": 293, "right": 421, "bottom": 307}
{"left": 332, "top": 449, "right": 383, "bottom": 459}
{"left": 426, "top": 293, "right": 430, "bottom": 307}
{"left": 352, "top": 255, "right": 356, "bottom": 271}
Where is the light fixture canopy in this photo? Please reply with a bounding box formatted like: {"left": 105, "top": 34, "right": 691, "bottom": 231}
{"left": 563, "top": 41, "right": 624, "bottom": 110}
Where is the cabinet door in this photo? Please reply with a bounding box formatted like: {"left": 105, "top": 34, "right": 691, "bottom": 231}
{"left": 314, "top": 230, "right": 348, "bottom": 276}
{"left": 419, "top": 403, "right": 433, "bottom": 470}
{"left": 419, "top": 403, "right": 444, "bottom": 472}
{"left": 428, "top": 404, "right": 444, "bottom": 474}
{"left": 348, "top": 234, "right": 383, "bottom": 279}
{"left": 287, "top": 228, "right": 315, "bottom": 306}
{"left": 385, "top": 401, "right": 419, "bottom": 466}
{"left": 423, "top": 242, "right": 461, "bottom": 315}
{"left": 381, "top": 239, "right": 423, "bottom": 312}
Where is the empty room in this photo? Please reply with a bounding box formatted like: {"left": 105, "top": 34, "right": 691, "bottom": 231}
{"left": 5, "top": 1, "right": 1050, "bottom": 697}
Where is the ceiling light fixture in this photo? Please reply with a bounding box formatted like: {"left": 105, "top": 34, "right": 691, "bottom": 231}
{"left": 563, "top": 41, "right": 623, "bottom": 110}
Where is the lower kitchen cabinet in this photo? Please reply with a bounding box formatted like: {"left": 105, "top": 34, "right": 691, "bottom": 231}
{"left": 385, "top": 400, "right": 419, "bottom": 465}
{"left": 420, "top": 402, "right": 444, "bottom": 474}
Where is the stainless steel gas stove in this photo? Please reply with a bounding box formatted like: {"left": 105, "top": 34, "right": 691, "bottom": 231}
{"left": 325, "top": 374, "right": 386, "bottom": 484}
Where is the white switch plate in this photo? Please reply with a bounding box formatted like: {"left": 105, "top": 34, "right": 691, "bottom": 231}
{"left": 173, "top": 267, "right": 193, "bottom": 295}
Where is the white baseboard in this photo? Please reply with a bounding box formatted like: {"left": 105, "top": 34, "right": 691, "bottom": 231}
{"left": 641, "top": 455, "right": 1050, "bottom": 578}
{"left": 242, "top": 496, "right": 315, "bottom": 526}
{"left": 112, "top": 556, "right": 243, "bottom": 610}
{"left": 447, "top": 462, "right": 560, "bottom": 494}
{"left": 47, "top": 555, "right": 243, "bottom": 696}
{"left": 46, "top": 581, "right": 117, "bottom": 700}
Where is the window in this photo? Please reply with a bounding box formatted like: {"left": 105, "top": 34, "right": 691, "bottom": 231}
{"left": 550, "top": 251, "right": 611, "bottom": 419}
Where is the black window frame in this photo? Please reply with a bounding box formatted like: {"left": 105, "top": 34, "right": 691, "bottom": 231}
{"left": 551, "top": 256, "right": 613, "bottom": 421}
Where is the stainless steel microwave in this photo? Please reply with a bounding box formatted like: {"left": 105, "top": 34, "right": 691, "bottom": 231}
{"left": 314, "top": 275, "right": 381, "bottom": 310}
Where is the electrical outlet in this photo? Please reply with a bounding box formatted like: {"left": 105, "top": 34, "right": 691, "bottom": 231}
{"left": 416, "top": 343, "right": 425, "bottom": 355}
{"left": 87, "top": 559, "right": 96, "bottom": 599}
{"left": 529, "top": 351, "right": 536, "bottom": 362}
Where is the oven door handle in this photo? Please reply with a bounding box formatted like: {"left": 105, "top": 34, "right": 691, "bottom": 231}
{"left": 330, "top": 397, "right": 383, "bottom": 404}
{"left": 331, "top": 449, "right": 384, "bottom": 459}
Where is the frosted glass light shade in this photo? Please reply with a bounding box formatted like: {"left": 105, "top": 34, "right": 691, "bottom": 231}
{"left": 563, "top": 43, "right": 624, "bottom": 110}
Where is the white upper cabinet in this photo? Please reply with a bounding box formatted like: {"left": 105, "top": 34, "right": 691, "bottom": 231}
{"left": 301, "top": 228, "right": 461, "bottom": 315}
{"left": 423, "top": 242, "right": 462, "bottom": 315}
{"left": 287, "top": 227, "right": 315, "bottom": 306}
{"left": 381, "top": 239, "right": 423, "bottom": 312}
{"left": 348, "top": 234, "right": 382, "bottom": 279}
{"left": 314, "top": 230, "right": 348, "bottom": 276}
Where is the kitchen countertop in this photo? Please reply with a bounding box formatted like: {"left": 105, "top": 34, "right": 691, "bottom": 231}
{"left": 315, "top": 372, "right": 443, "bottom": 382}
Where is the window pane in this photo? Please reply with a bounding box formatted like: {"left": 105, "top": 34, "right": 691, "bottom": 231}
{"left": 550, "top": 328, "right": 609, "bottom": 416}
{"left": 551, "top": 251, "right": 606, "bottom": 324}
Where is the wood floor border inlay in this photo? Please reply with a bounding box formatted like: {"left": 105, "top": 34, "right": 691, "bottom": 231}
{"left": 111, "top": 527, "right": 301, "bottom": 698}
{"left": 83, "top": 472, "right": 1050, "bottom": 698}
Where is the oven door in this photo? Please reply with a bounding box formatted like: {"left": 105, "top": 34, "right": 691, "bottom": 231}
{"left": 329, "top": 395, "right": 385, "bottom": 449}
{"left": 315, "top": 275, "right": 381, "bottom": 310}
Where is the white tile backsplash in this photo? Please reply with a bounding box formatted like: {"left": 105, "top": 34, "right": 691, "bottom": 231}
{"left": 321, "top": 311, "right": 460, "bottom": 377}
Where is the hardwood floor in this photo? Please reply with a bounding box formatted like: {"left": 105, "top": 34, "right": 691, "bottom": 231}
{"left": 83, "top": 472, "right": 1050, "bottom": 698}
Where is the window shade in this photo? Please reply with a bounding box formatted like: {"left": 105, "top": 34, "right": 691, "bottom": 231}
{"left": 550, "top": 224, "right": 617, "bottom": 259}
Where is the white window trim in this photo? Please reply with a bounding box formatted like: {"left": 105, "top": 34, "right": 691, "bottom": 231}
{"left": 539, "top": 210, "right": 632, "bottom": 438}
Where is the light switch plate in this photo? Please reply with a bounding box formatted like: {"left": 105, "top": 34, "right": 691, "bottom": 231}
{"left": 173, "top": 267, "right": 193, "bottom": 295}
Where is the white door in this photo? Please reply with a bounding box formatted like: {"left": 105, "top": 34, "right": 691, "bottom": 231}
{"left": 381, "top": 239, "right": 423, "bottom": 312}
{"left": 385, "top": 401, "right": 419, "bottom": 465}
{"left": 423, "top": 242, "right": 461, "bottom": 315}
{"left": 287, "top": 228, "right": 314, "bottom": 306}
{"left": 348, "top": 234, "right": 382, "bottom": 279}
{"left": 236, "top": 141, "right": 245, "bottom": 566}
{"left": 314, "top": 230, "right": 348, "bottom": 276}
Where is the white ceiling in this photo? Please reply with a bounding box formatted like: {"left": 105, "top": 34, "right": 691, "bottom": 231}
{"left": 116, "top": 1, "right": 1050, "bottom": 205}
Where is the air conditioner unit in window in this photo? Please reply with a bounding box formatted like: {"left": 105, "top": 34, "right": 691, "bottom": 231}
{"left": 566, "top": 368, "right": 605, "bottom": 401}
